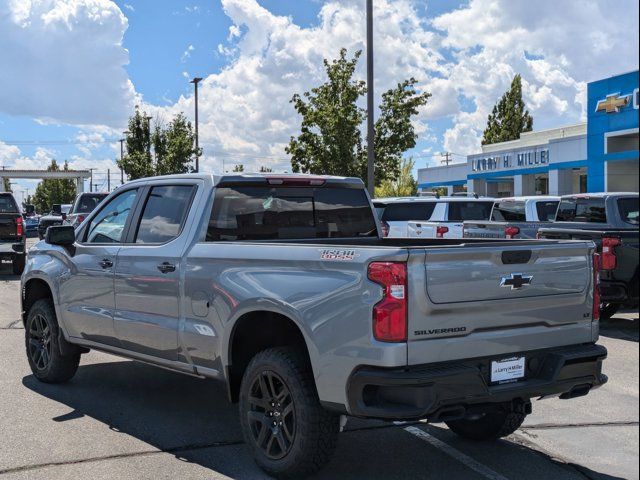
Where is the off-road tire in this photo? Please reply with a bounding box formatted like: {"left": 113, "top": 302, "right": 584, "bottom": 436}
{"left": 239, "top": 347, "right": 339, "bottom": 479}
{"left": 25, "top": 299, "right": 80, "bottom": 383}
{"left": 445, "top": 405, "right": 526, "bottom": 441}
{"left": 12, "top": 254, "right": 25, "bottom": 275}
{"left": 600, "top": 303, "right": 620, "bottom": 321}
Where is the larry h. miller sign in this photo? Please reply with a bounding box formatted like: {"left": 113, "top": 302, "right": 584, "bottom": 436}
{"left": 470, "top": 149, "right": 550, "bottom": 173}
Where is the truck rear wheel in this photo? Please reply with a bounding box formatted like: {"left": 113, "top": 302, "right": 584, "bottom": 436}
{"left": 600, "top": 303, "right": 620, "bottom": 320}
{"left": 445, "top": 403, "right": 526, "bottom": 441}
{"left": 239, "top": 347, "right": 339, "bottom": 479}
{"left": 25, "top": 299, "right": 80, "bottom": 383}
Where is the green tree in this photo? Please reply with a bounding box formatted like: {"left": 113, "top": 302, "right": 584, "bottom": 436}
{"left": 259, "top": 166, "right": 273, "bottom": 173}
{"left": 482, "top": 74, "right": 533, "bottom": 145}
{"left": 2, "top": 178, "right": 11, "bottom": 192}
{"left": 232, "top": 164, "right": 245, "bottom": 172}
{"left": 374, "top": 158, "right": 418, "bottom": 198}
{"left": 118, "top": 108, "right": 199, "bottom": 180}
{"left": 287, "top": 48, "right": 430, "bottom": 186}
{"left": 32, "top": 160, "right": 77, "bottom": 213}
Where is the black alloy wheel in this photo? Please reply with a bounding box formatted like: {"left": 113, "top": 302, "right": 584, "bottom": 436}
{"left": 28, "top": 312, "right": 52, "bottom": 371}
{"left": 247, "top": 370, "right": 296, "bottom": 460}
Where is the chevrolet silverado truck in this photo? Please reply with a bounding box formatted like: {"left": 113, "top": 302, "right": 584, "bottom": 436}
{"left": 37, "top": 203, "right": 72, "bottom": 240}
{"left": 22, "top": 173, "right": 607, "bottom": 478}
{"left": 538, "top": 192, "right": 639, "bottom": 319}
{"left": 463, "top": 196, "right": 560, "bottom": 239}
{"left": 0, "top": 192, "right": 26, "bottom": 274}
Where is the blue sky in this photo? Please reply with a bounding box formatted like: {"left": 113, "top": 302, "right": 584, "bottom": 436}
{"left": 1, "top": 0, "right": 638, "bottom": 201}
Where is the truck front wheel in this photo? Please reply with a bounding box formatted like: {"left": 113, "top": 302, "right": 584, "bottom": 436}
{"left": 25, "top": 299, "right": 80, "bottom": 383}
{"left": 239, "top": 347, "right": 339, "bottom": 479}
{"left": 445, "top": 403, "right": 527, "bottom": 441}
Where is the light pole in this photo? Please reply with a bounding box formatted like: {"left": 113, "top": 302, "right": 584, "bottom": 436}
{"left": 144, "top": 116, "right": 152, "bottom": 162}
{"left": 366, "top": 0, "right": 375, "bottom": 197}
{"left": 190, "top": 77, "right": 203, "bottom": 173}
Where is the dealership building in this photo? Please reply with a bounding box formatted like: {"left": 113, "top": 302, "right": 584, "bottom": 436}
{"left": 418, "top": 70, "right": 639, "bottom": 197}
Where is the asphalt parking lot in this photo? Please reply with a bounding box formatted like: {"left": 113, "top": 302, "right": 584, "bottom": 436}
{"left": 1, "top": 252, "right": 638, "bottom": 480}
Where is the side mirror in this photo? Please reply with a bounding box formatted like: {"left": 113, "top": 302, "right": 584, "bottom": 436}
{"left": 45, "top": 225, "right": 76, "bottom": 246}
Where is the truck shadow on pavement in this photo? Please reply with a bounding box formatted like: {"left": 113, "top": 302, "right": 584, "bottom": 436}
{"left": 21, "top": 360, "right": 624, "bottom": 480}
{"left": 600, "top": 316, "right": 639, "bottom": 342}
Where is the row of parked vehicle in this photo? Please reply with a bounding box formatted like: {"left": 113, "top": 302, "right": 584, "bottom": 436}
{"left": 0, "top": 192, "right": 108, "bottom": 274}
{"left": 374, "top": 191, "right": 639, "bottom": 319}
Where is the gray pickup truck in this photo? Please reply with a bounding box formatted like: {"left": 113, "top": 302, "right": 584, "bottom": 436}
{"left": 22, "top": 173, "right": 607, "bottom": 478}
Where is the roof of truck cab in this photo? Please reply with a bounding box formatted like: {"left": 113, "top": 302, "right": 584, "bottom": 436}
{"left": 374, "top": 196, "right": 495, "bottom": 204}
{"left": 559, "top": 192, "right": 639, "bottom": 199}
{"left": 122, "top": 172, "right": 364, "bottom": 188}
{"left": 497, "top": 196, "right": 560, "bottom": 202}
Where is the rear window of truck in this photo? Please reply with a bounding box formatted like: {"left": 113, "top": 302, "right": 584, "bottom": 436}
{"left": 74, "top": 194, "right": 108, "bottom": 213}
{"left": 535, "top": 201, "right": 559, "bottom": 221}
{"left": 491, "top": 201, "right": 526, "bottom": 222}
{"left": 556, "top": 198, "right": 607, "bottom": 223}
{"left": 206, "top": 186, "right": 377, "bottom": 241}
{"left": 377, "top": 202, "right": 436, "bottom": 222}
{"left": 618, "top": 197, "right": 639, "bottom": 225}
{"left": 0, "top": 194, "right": 19, "bottom": 213}
{"left": 448, "top": 201, "right": 493, "bottom": 221}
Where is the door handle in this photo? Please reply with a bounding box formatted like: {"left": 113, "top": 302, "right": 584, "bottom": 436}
{"left": 99, "top": 259, "right": 113, "bottom": 269}
{"left": 157, "top": 262, "right": 176, "bottom": 274}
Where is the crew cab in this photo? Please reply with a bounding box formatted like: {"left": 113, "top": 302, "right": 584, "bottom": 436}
{"left": 463, "top": 196, "right": 560, "bottom": 239}
{"left": 538, "top": 192, "right": 639, "bottom": 319}
{"left": 23, "top": 174, "right": 607, "bottom": 478}
{"left": 63, "top": 192, "right": 108, "bottom": 228}
{"left": 375, "top": 196, "right": 495, "bottom": 238}
{"left": 0, "top": 192, "right": 26, "bottom": 274}
{"left": 37, "top": 203, "right": 72, "bottom": 240}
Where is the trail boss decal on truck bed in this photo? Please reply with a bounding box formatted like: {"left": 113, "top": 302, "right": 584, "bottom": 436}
{"left": 319, "top": 249, "right": 358, "bottom": 261}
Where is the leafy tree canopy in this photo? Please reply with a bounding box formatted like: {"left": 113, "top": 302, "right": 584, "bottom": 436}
{"left": 482, "top": 74, "right": 533, "bottom": 145}
{"left": 287, "top": 48, "right": 430, "bottom": 186}
{"left": 374, "top": 158, "right": 418, "bottom": 198}
{"left": 32, "top": 160, "right": 77, "bottom": 213}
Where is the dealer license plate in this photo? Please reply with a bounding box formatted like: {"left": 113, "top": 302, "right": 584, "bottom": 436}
{"left": 491, "top": 356, "right": 525, "bottom": 384}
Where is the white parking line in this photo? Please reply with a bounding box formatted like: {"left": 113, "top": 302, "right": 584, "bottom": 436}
{"left": 404, "top": 426, "right": 509, "bottom": 480}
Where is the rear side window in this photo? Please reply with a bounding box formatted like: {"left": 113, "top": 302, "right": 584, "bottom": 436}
{"left": 448, "top": 201, "right": 493, "bottom": 221}
{"left": 380, "top": 202, "right": 436, "bottom": 222}
{"left": 535, "top": 201, "right": 559, "bottom": 221}
{"left": 618, "top": 197, "right": 639, "bottom": 225}
{"left": 74, "top": 194, "right": 108, "bottom": 213}
{"left": 206, "top": 186, "right": 377, "bottom": 241}
{"left": 492, "top": 201, "right": 526, "bottom": 222}
{"left": 135, "top": 185, "right": 195, "bottom": 244}
{"left": 0, "top": 194, "right": 18, "bottom": 213}
{"left": 556, "top": 198, "right": 607, "bottom": 223}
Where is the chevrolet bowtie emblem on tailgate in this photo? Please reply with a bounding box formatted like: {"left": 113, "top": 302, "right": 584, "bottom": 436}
{"left": 500, "top": 273, "right": 533, "bottom": 290}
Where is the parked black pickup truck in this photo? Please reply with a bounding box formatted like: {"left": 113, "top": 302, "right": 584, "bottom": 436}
{"left": 538, "top": 193, "right": 639, "bottom": 319}
{"left": 0, "top": 192, "right": 27, "bottom": 274}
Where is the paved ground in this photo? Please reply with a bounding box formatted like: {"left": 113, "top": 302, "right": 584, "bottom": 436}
{"left": 1, "top": 252, "right": 638, "bottom": 480}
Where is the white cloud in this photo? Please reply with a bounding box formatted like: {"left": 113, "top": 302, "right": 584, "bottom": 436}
{"left": 181, "top": 44, "right": 195, "bottom": 63}
{"left": 432, "top": 0, "right": 639, "bottom": 154}
{"left": 123, "top": 3, "right": 134, "bottom": 12}
{"left": 0, "top": 0, "right": 137, "bottom": 127}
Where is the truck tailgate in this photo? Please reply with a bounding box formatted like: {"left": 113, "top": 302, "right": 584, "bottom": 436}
{"left": 463, "top": 221, "right": 506, "bottom": 239}
{"left": 0, "top": 215, "right": 18, "bottom": 242}
{"left": 407, "top": 241, "right": 596, "bottom": 365}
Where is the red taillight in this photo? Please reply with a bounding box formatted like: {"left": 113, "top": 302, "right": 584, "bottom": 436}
{"left": 76, "top": 214, "right": 85, "bottom": 225}
{"left": 505, "top": 226, "right": 520, "bottom": 239}
{"left": 592, "top": 253, "right": 601, "bottom": 321}
{"left": 368, "top": 262, "right": 407, "bottom": 342}
{"left": 16, "top": 216, "right": 24, "bottom": 237}
{"left": 381, "top": 220, "right": 390, "bottom": 237}
{"left": 601, "top": 237, "right": 620, "bottom": 271}
{"left": 436, "top": 226, "right": 449, "bottom": 238}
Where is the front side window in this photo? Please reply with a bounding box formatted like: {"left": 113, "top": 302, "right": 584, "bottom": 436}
{"left": 535, "top": 201, "right": 559, "bottom": 221}
{"left": 206, "top": 186, "right": 377, "bottom": 241}
{"left": 492, "top": 201, "right": 526, "bottom": 222}
{"left": 448, "top": 201, "right": 494, "bottom": 221}
{"left": 135, "top": 185, "right": 195, "bottom": 243}
{"left": 86, "top": 189, "right": 138, "bottom": 243}
{"left": 618, "top": 197, "right": 639, "bottom": 225}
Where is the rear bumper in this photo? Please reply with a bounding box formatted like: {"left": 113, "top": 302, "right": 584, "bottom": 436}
{"left": 346, "top": 343, "right": 607, "bottom": 420}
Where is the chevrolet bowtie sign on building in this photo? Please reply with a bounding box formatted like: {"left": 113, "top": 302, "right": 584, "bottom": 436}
{"left": 417, "top": 70, "right": 639, "bottom": 197}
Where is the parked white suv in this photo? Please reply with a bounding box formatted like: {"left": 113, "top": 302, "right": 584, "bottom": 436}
{"left": 374, "top": 195, "right": 495, "bottom": 239}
